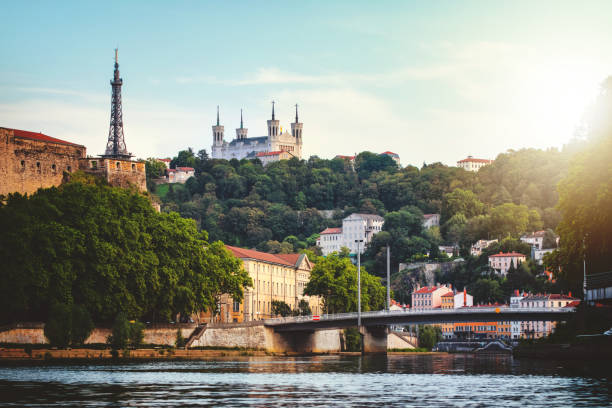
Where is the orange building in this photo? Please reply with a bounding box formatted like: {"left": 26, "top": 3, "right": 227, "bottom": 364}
{"left": 440, "top": 291, "right": 455, "bottom": 338}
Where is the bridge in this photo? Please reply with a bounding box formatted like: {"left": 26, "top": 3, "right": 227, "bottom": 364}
{"left": 260, "top": 307, "right": 576, "bottom": 353}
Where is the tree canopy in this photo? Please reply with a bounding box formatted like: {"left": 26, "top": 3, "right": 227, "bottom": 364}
{"left": 0, "top": 173, "right": 251, "bottom": 324}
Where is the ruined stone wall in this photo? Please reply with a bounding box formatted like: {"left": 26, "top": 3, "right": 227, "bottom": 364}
{"left": 0, "top": 128, "right": 85, "bottom": 196}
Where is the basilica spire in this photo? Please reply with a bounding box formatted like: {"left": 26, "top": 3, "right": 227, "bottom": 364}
{"left": 271, "top": 100, "right": 275, "bottom": 120}
{"left": 240, "top": 108, "right": 244, "bottom": 129}
{"left": 295, "top": 104, "right": 299, "bottom": 123}
{"left": 216, "top": 105, "right": 220, "bottom": 126}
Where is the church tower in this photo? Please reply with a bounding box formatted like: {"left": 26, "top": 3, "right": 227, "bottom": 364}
{"left": 267, "top": 101, "right": 280, "bottom": 140}
{"left": 235, "top": 109, "right": 248, "bottom": 140}
{"left": 212, "top": 106, "right": 224, "bottom": 146}
{"left": 291, "top": 104, "right": 303, "bottom": 158}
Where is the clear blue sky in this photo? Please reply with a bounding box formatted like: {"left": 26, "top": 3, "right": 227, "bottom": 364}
{"left": 2, "top": 0, "right": 612, "bottom": 165}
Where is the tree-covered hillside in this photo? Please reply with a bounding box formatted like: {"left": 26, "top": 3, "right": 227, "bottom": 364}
{"left": 153, "top": 146, "right": 572, "bottom": 267}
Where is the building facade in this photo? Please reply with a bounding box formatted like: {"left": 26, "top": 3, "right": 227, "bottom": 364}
{"left": 457, "top": 156, "right": 493, "bottom": 172}
{"left": 411, "top": 285, "right": 452, "bottom": 311}
{"left": 519, "top": 294, "right": 578, "bottom": 339}
{"left": 211, "top": 104, "right": 303, "bottom": 162}
{"left": 470, "top": 239, "right": 498, "bottom": 257}
{"left": 316, "top": 213, "right": 384, "bottom": 256}
{"left": 488, "top": 252, "right": 527, "bottom": 275}
{"left": 167, "top": 167, "right": 195, "bottom": 184}
{"left": 423, "top": 213, "right": 440, "bottom": 229}
{"left": 206, "top": 246, "right": 322, "bottom": 323}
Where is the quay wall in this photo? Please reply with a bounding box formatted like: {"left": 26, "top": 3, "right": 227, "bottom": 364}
{"left": 0, "top": 323, "right": 196, "bottom": 346}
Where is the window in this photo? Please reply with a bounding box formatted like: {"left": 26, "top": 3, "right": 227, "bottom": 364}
{"left": 233, "top": 301, "right": 240, "bottom": 313}
{"left": 51, "top": 164, "right": 56, "bottom": 171}
{"left": 116, "top": 162, "right": 120, "bottom": 169}
{"left": 91, "top": 161, "right": 97, "bottom": 169}
{"left": 20, "top": 160, "right": 25, "bottom": 168}
{"left": 67, "top": 166, "right": 72, "bottom": 172}
{"left": 132, "top": 163, "right": 136, "bottom": 171}
{"left": 36, "top": 162, "right": 41, "bottom": 169}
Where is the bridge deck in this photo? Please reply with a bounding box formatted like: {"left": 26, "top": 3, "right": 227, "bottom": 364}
{"left": 264, "top": 307, "right": 576, "bottom": 331}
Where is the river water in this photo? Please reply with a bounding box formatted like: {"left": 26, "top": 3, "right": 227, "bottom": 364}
{"left": 0, "top": 354, "right": 610, "bottom": 407}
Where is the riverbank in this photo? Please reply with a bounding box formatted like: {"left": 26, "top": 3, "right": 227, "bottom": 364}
{"left": 0, "top": 347, "right": 445, "bottom": 363}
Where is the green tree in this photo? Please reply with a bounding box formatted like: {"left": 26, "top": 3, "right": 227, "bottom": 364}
{"left": 304, "top": 254, "right": 385, "bottom": 314}
{"left": 272, "top": 300, "right": 293, "bottom": 317}
{"left": 294, "top": 299, "right": 312, "bottom": 316}
{"left": 441, "top": 188, "right": 485, "bottom": 224}
{"left": 108, "top": 313, "right": 131, "bottom": 350}
{"left": 44, "top": 303, "right": 72, "bottom": 348}
{"left": 71, "top": 304, "right": 94, "bottom": 346}
{"left": 418, "top": 325, "right": 442, "bottom": 350}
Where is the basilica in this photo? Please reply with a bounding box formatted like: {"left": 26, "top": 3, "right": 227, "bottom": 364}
{"left": 211, "top": 102, "right": 303, "bottom": 162}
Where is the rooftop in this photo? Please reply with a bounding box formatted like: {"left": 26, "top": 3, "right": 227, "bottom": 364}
{"left": 457, "top": 157, "right": 493, "bottom": 164}
{"left": 489, "top": 252, "right": 527, "bottom": 258}
{"left": 176, "top": 167, "right": 195, "bottom": 172}
{"left": 413, "top": 286, "right": 449, "bottom": 294}
{"left": 225, "top": 245, "right": 304, "bottom": 267}
{"left": 256, "top": 150, "right": 283, "bottom": 157}
{"left": 320, "top": 227, "right": 342, "bottom": 235}
{"left": 5, "top": 127, "right": 84, "bottom": 147}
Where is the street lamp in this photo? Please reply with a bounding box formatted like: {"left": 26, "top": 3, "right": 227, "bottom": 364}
{"left": 355, "top": 239, "right": 364, "bottom": 327}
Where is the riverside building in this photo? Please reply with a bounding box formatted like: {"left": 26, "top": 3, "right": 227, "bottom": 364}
{"left": 202, "top": 246, "right": 322, "bottom": 323}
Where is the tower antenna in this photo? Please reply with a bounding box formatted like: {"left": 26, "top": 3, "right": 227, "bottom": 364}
{"left": 103, "top": 49, "right": 131, "bottom": 158}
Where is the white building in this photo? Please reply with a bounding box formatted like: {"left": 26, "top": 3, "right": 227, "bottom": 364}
{"left": 317, "top": 213, "right": 384, "bottom": 256}
{"left": 470, "top": 239, "right": 498, "bottom": 257}
{"left": 488, "top": 252, "right": 527, "bottom": 275}
{"left": 156, "top": 158, "right": 171, "bottom": 169}
{"left": 167, "top": 167, "right": 195, "bottom": 184}
{"left": 211, "top": 104, "right": 303, "bottom": 162}
{"left": 510, "top": 290, "right": 526, "bottom": 339}
{"left": 457, "top": 156, "right": 493, "bottom": 172}
{"left": 520, "top": 231, "right": 547, "bottom": 250}
{"left": 454, "top": 290, "right": 473, "bottom": 308}
{"left": 519, "top": 294, "right": 579, "bottom": 339}
{"left": 423, "top": 213, "right": 440, "bottom": 229}
{"left": 255, "top": 150, "right": 293, "bottom": 166}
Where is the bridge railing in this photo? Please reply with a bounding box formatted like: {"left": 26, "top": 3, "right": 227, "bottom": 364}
{"left": 263, "top": 306, "right": 576, "bottom": 325}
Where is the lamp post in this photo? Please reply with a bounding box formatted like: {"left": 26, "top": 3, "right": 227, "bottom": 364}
{"left": 355, "top": 239, "right": 364, "bottom": 327}
{"left": 386, "top": 245, "right": 391, "bottom": 311}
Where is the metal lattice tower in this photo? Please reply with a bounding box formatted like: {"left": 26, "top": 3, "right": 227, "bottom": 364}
{"left": 103, "top": 49, "right": 131, "bottom": 158}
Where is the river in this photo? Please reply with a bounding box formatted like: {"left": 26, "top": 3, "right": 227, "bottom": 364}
{"left": 0, "top": 354, "right": 610, "bottom": 406}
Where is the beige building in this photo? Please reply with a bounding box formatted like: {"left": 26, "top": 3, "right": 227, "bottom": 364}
{"left": 470, "top": 239, "right": 498, "bottom": 256}
{"left": 316, "top": 213, "right": 384, "bottom": 256}
{"left": 167, "top": 166, "right": 195, "bottom": 184}
{"left": 207, "top": 246, "right": 322, "bottom": 323}
{"left": 488, "top": 252, "right": 527, "bottom": 275}
{"left": 457, "top": 156, "right": 493, "bottom": 172}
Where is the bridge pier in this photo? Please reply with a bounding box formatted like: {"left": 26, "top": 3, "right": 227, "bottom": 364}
{"left": 270, "top": 328, "right": 342, "bottom": 353}
{"left": 359, "top": 325, "right": 388, "bottom": 354}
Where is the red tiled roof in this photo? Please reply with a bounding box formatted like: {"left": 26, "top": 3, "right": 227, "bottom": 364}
{"left": 320, "top": 227, "right": 342, "bottom": 235}
{"left": 176, "top": 167, "right": 194, "bottom": 172}
{"left": 489, "top": 252, "right": 527, "bottom": 258}
{"left": 167, "top": 169, "right": 177, "bottom": 173}
{"left": 380, "top": 151, "right": 399, "bottom": 157}
{"left": 335, "top": 155, "right": 355, "bottom": 160}
{"left": 225, "top": 245, "right": 297, "bottom": 267}
{"left": 158, "top": 158, "right": 171, "bottom": 162}
{"left": 256, "top": 151, "right": 283, "bottom": 157}
{"left": 275, "top": 254, "right": 301, "bottom": 266}
{"left": 565, "top": 300, "right": 581, "bottom": 307}
{"left": 413, "top": 286, "right": 448, "bottom": 294}
{"left": 457, "top": 157, "right": 493, "bottom": 164}
{"left": 423, "top": 214, "right": 438, "bottom": 219}
{"left": 8, "top": 128, "right": 84, "bottom": 147}
{"left": 441, "top": 291, "right": 454, "bottom": 297}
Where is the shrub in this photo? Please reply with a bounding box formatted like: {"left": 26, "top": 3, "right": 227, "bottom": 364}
{"left": 129, "top": 321, "right": 145, "bottom": 348}
{"left": 107, "top": 313, "right": 131, "bottom": 350}
{"left": 71, "top": 305, "right": 94, "bottom": 345}
{"left": 44, "top": 303, "right": 72, "bottom": 348}
{"left": 175, "top": 329, "right": 186, "bottom": 348}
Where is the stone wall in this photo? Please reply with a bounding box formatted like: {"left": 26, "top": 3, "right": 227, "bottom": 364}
{"left": 79, "top": 158, "right": 146, "bottom": 192}
{"left": 387, "top": 332, "right": 417, "bottom": 349}
{"left": 0, "top": 323, "right": 196, "bottom": 346}
{"left": 0, "top": 128, "right": 86, "bottom": 196}
{"left": 191, "top": 322, "right": 342, "bottom": 353}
